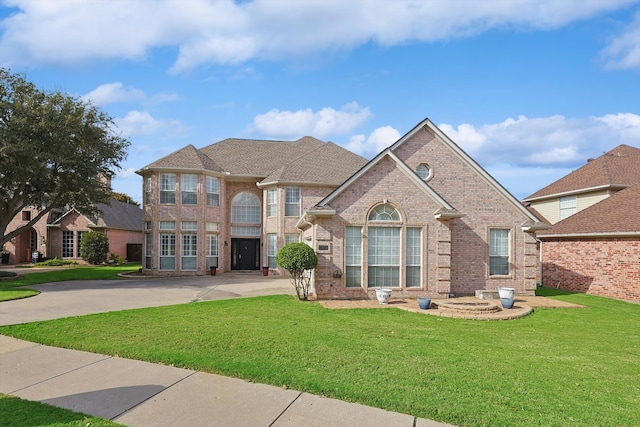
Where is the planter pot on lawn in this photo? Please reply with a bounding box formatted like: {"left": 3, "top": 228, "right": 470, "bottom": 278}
{"left": 376, "top": 288, "right": 392, "bottom": 305}
{"left": 501, "top": 297, "right": 515, "bottom": 309}
{"left": 498, "top": 287, "right": 515, "bottom": 300}
{"left": 418, "top": 297, "right": 431, "bottom": 310}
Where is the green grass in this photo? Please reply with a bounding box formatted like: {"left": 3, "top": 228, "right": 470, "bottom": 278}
{"left": 0, "top": 393, "right": 122, "bottom": 426}
{"left": 0, "top": 264, "right": 141, "bottom": 301}
{"left": 1, "top": 289, "right": 638, "bottom": 426}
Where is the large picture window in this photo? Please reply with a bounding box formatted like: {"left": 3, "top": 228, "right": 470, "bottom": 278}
{"left": 231, "top": 192, "right": 261, "bottom": 224}
{"left": 489, "top": 228, "right": 510, "bottom": 276}
{"left": 62, "top": 230, "right": 74, "bottom": 258}
{"left": 368, "top": 227, "right": 401, "bottom": 287}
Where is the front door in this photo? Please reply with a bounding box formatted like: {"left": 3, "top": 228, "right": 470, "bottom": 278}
{"left": 231, "top": 238, "right": 260, "bottom": 270}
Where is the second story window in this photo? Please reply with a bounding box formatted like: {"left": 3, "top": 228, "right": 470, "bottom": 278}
{"left": 144, "top": 175, "right": 152, "bottom": 205}
{"left": 285, "top": 187, "right": 300, "bottom": 217}
{"left": 160, "top": 173, "right": 176, "bottom": 204}
{"left": 181, "top": 174, "right": 198, "bottom": 205}
{"left": 206, "top": 176, "right": 220, "bottom": 206}
{"left": 559, "top": 195, "right": 577, "bottom": 221}
{"left": 267, "top": 188, "right": 277, "bottom": 217}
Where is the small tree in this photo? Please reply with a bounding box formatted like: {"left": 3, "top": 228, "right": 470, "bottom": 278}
{"left": 276, "top": 242, "right": 318, "bottom": 301}
{"left": 80, "top": 231, "right": 109, "bottom": 265}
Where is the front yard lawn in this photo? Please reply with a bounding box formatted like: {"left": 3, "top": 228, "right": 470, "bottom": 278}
{"left": 1, "top": 289, "right": 638, "bottom": 426}
{"left": 0, "top": 264, "right": 141, "bottom": 302}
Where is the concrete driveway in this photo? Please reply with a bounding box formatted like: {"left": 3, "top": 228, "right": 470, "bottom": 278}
{"left": 0, "top": 272, "right": 295, "bottom": 326}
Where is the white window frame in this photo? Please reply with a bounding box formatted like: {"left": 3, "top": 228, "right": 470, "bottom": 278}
{"left": 285, "top": 187, "right": 300, "bottom": 217}
{"left": 181, "top": 174, "right": 198, "bottom": 205}
{"left": 345, "top": 226, "right": 362, "bottom": 288}
{"left": 267, "top": 188, "right": 277, "bottom": 217}
{"left": 206, "top": 234, "right": 219, "bottom": 268}
{"left": 367, "top": 227, "right": 401, "bottom": 288}
{"left": 181, "top": 233, "right": 197, "bottom": 270}
{"left": 160, "top": 173, "right": 176, "bottom": 204}
{"left": 405, "top": 227, "right": 422, "bottom": 288}
{"left": 144, "top": 175, "right": 152, "bottom": 205}
{"left": 159, "top": 233, "right": 176, "bottom": 270}
{"left": 267, "top": 233, "right": 277, "bottom": 269}
{"left": 206, "top": 176, "right": 220, "bottom": 207}
{"left": 559, "top": 195, "right": 577, "bottom": 220}
{"left": 489, "top": 228, "right": 510, "bottom": 276}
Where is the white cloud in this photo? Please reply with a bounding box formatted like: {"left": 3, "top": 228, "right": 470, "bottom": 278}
{"left": 439, "top": 113, "right": 640, "bottom": 168}
{"left": 345, "top": 126, "right": 401, "bottom": 159}
{"left": 251, "top": 102, "right": 373, "bottom": 139}
{"left": 115, "top": 110, "right": 187, "bottom": 138}
{"left": 81, "top": 82, "right": 145, "bottom": 106}
{"left": 0, "top": 0, "right": 637, "bottom": 72}
{"left": 602, "top": 11, "right": 640, "bottom": 69}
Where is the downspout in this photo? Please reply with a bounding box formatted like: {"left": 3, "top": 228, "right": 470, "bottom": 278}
{"left": 537, "top": 238, "right": 543, "bottom": 288}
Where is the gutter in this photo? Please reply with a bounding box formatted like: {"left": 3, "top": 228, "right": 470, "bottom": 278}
{"left": 537, "top": 231, "right": 640, "bottom": 239}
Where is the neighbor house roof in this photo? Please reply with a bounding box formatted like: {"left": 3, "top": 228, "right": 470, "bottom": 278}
{"left": 50, "top": 199, "right": 142, "bottom": 232}
{"left": 537, "top": 184, "right": 640, "bottom": 238}
{"left": 137, "top": 136, "right": 367, "bottom": 185}
{"left": 524, "top": 144, "right": 640, "bottom": 201}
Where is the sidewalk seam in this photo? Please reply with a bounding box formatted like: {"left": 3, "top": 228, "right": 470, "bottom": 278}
{"left": 8, "top": 349, "right": 113, "bottom": 394}
{"left": 268, "top": 391, "right": 303, "bottom": 426}
{"left": 110, "top": 370, "right": 198, "bottom": 421}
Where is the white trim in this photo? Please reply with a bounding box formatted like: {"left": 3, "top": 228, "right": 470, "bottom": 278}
{"left": 522, "top": 184, "right": 628, "bottom": 202}
{"left": 538, "top": 231, "right": 640, "bottom": 239}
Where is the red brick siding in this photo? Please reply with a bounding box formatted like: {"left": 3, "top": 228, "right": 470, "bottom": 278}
{"left": 542, "top": 237, "right": 640, "bottom": 303}
{"left": 312, "top": 128, "right": 538, "bottom": 299}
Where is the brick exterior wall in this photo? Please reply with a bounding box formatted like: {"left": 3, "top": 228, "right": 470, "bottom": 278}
{"left": 542, "top": 237, "right": 640, "bottom": 303}
{"left": 142, "top": 171, "right": 336, "bottom": 276}
{"left": 311, "top": 127, "right": 539, "bottom": 299}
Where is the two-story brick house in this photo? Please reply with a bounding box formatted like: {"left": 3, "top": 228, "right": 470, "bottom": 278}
{"left": 136, "top": 137, "right": 368, "bottom": 275}
{"left": 524, "top": 144, "right": 640, "bottom": 303}
{"left": 139, "top": 118, "right": 548, "bottom": 300}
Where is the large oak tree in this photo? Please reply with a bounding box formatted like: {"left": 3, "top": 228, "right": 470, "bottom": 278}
{"left": 0, "top": 68, "right": 130, "bottom": 247}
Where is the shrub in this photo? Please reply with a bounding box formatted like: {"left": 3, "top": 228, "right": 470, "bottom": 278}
{"left": 39, "top": 257, "right": 77, "bottom": 267}
{"left": 107, "top": 253, "right": 126, "bottom": 265}
{"left": 79, "top": 231, "right": 109, "bottom": 265}
{"left": 275, "top": 242, "right": 318, "bottom": 301}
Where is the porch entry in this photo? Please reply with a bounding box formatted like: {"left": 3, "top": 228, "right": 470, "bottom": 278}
{"left": 231, "top": 238, "right": 260, "bottom": 270}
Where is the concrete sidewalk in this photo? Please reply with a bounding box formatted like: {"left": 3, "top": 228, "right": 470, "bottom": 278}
{"left": 0, "top": 335, "right": 453, "bottom": 427}
{"left": 0, "top": 272, "right": 456, "bottom": 426}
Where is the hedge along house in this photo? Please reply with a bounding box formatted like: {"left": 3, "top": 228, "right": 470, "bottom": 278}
{"left": 297, "top": 118, "right": 549, "bottom": 300}
{"left": 136, "top": 137, "right": 368, "bottom": 275}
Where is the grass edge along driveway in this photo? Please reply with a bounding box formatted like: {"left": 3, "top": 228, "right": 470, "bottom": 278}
{"left": 1, "top": 288, "right": 639, "bottom": 426}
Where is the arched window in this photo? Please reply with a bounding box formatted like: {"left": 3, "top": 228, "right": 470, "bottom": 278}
{"left": 231, "top": 192, "right": 261, "bottom": 236}
{"left": 368, "top": 203, "right": 400, "bottom": 221}
{"left": 231, "top": 192, "right": 261, "bottom": 224}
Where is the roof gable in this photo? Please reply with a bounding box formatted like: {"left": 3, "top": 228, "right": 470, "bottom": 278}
{"left": 51, "top": 199, "right": 142, "bottom": 231}
{"left": 524, "top": 144, "right": 640, "bottom": 201}
{"left": 537, "top": 184, "right": 640, "bottom": 237}
{"left": 138, "top": 144, "right": 224, "bottom": 173}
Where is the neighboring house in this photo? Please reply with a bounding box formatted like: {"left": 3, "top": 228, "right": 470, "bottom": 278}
{"left": 138, "top": 118, "right": 548, "bottom": 300}
{"left": 523, "top": 145, "right": 640, "bottom": 303}
{"left": 2, "top": 198, "right": 143, "bottom": 265}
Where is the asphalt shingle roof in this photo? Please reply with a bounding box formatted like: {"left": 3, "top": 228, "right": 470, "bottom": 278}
{"left": 524, "top": 144, "right": 640, "bottom": 200}
{"left": 139, "top": 136, "right": 367, "bottom": 185}
{"left": 538, "top": 184, "right": 640, "bottom": 236}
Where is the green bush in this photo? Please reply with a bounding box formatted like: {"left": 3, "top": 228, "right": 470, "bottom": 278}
{"left": 275, "top": 242, "right": 318, "bottom": 300}
{"left": 0, "top": 271, "right": 17, "bottom": 278}
{"left": 79, "top": 231, "right": 109, "bottom": 265}
{"left": 39, "top": 257, "right": 77, "bottom": 267}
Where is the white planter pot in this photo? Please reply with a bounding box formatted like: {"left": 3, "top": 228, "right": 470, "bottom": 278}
{"left": 376, "top": 288, "right": 392, "bottom": 305}
{"left": 498, "top": 287, "right": 515, "bottom": 299}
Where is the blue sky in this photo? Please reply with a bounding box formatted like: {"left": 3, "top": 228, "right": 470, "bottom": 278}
{"left": 1, "top": 0, "right": 639, "bottom": 203}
